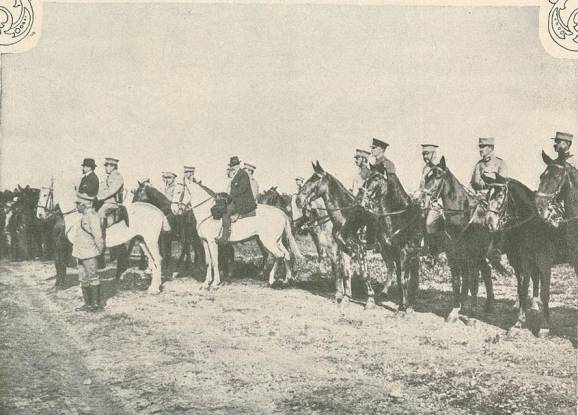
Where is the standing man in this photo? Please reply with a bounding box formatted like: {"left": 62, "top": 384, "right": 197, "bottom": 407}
{"left": 218, "top": 156, "right": 257, "bottom": 243}
{"left": 97, "top": 157, "right": 125, "bottom": 226}
{"left": 370, "top": 138, "right": 396, "bottom": 176}
{"left": 243, "top": 162, "right": 259, "bottom": 201}
{"left": 78, "top": 158, "right": 99, "bottom": 197}
{"left": 162, "top": 171, "right": 177, "bottom": 200}
{"left": 73, "top": 192, "right": 105, "bottom": 312}
{"left": 351, "top": 149, "right": 371, "bottom": 195}
{"left": 470, "top": 137, "right": 508, "bottom": 192}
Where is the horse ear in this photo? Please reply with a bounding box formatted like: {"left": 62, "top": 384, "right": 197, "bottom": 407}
{"left": 316, "top": 161, "right": 325, "bottom": 173}
{"left": 311, "top": 161, "right": 318, "bottom": 172}
{"left": 542, "top": 150, "right": 554, "bottom": 165}
{"left": 438, "top": 156, "right": 446, "bottom": 169}
{"left": 17, "top": 185, "right": 22, "bottom": 191}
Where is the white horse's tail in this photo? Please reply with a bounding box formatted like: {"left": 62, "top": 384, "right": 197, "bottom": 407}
{"left": 284, "top": 213, "right": 303, "bottom": 260}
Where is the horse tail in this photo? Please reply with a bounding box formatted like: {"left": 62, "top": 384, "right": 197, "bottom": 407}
{"left": 283, "top": 213, "right": 303, "bottom": 260}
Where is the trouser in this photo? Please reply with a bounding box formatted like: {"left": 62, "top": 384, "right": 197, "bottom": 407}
{"left": 78, "top": 257, "right": 100, "bottom": 287}
{"left": 98, "top": 204, "right": 118, "bottom": 228}
{"left": 425, "top": 209, "right": 444, "bottom": 235}
{"left": 220, "top": 205, "right": 236, "bottom": 242}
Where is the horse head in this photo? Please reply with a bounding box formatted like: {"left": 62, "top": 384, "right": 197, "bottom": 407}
{"left": 359, "top": 164, "right": 388, "bottom": 209}
{"left": 36, "top": 186, "right": 54, "bottom": 220}
{"left": 170, "top": 181, "right": 189, "bottom": 215}
{"left": 295, "top": 161, "right": 329, "bottom": 209}
{"left": 536, "top": 150, "right": 569, "bottom": 223}
{"left": 482, "top": 173, "right": 509, "bottom": 232}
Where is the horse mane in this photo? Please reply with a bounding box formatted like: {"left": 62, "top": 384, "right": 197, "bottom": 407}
{"left": 504, "top": 178, "right": 538, "bottom": 217}
{"left": 385, "top": 173, "right": 412, "bottom": 209}
{"left": 442, "top": 168, "right": 478, "bottom": 209}
{"left": 326, "top": 173, "right": 354, "bottom": 206}
{"left": 137, "top": 185, "right": 173, "bottom": 216}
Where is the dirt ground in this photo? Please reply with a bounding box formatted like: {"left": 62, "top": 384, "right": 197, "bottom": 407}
{"left": 0, "top": 236, "right": 576, "bottom": 415}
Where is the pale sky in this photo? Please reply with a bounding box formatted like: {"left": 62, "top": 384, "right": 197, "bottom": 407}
{"left": 1, "top": 4, "right": 576, "bottom": 195}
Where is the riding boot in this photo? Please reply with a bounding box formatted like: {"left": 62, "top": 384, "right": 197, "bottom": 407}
{"left": 217, "top": 214, "right": 232, "bottom": 245}
{"left": 75, "top": 287, "right": 92, "bottom": 311}
{"left": 92, "top": 285, "right": 104, "bottom": 312}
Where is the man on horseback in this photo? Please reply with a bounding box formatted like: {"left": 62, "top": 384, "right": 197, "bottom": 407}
{"left": 470, "top": 137, "right": 508, "bottom": 192}
{"left": 184, "top": 166, "right": 195, "bottom": 184}
{"left": 162, "top": 171, "right": 177, "bottom": 200}
{"left": 351, "top": 149, "right": 370, "bottom": 195}
{"left": 244, "top": 162, "right": 259, "bottom": 201}
{"left": 78, "top": 158, "right": 99, "bottom": 197}
{"left": 97, "top": 157, "right": 125, "bottom": 227}
{"left": 367, "top": 138, "right": 396, "bottom": 247}
{"left": 217, "top": 156, "right": 257, "bottom": 244}
{"left": 73, "top": 192, "right": 105, "bottom": 312}
{"left": 291, "top": 176, "right": 306, "bottom": 227}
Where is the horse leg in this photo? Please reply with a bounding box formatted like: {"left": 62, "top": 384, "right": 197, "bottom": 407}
{"left": 259, "top": 237, "right": 284, "bottom": 287}
{"left": 332, "top": 251, "right": 345, "bottom": 304}
{"left": 208, "top": 240, "right": 222, "bottom": 288}
{"left": 115, "top": 243, "right": 129, "bottom": 281}
{"left": 446, "top": 257, "right": 462, "bottom": 323}
{"left": 200, "top": 239, "right": 213, "bottom": 290}
{"left": 343, "top": 253, "right": 352, "bottom": 303}
{"left": 144, "top": 239, "right": 162, "bottom": 295}
{"left": 406, "top": 250, "right": 420, "bottom": 312}
{"left": 538, "top": 265, "right": 552, "bottom": 338}
{"left": 530, "top": 271, "right": 541, "bottom": 311}
{"left": 358, "top": 249, "right": 375, "bottom": 309}
{"left": 256, "top": 237, "right": 269, "bottom": 279}
{"left": 510, "top": 265, "right": 529, "bottom": 332}
{"left": 277, "top": 240, "right": 293, "bottom": 285}
{"left": 480, "top": 259, "right": 494, "bottom": 313}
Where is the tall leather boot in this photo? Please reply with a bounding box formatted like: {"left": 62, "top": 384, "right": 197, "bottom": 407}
{"left": 75, "top": 287, "right": 92, "bottom": 311}
{"left": 92, "top": 285, "right": 104, "bottom": 312}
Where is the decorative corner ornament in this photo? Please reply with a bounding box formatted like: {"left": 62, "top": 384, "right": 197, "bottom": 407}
{"left": 540, "top": 0, "right": 578, "bottom": 58}
{"left": 0, "top": 0, "right": 41, "bottom": 54}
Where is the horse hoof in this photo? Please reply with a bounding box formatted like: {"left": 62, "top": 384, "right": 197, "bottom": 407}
{"left": 147, "top": 287, "right": 161, "bottom": 295}
{"left": 395, "top": 310, "right": 407, "bottom": 319}
{"left": 365, "top": 300, "right": 376, "bottom": 310}
{"left": 530, "top": 298, "right": 541, "bottom": 311}
{"left": 507, "top": 327, "right": 522, "bottom": 337}
{"left": 538, "top": 328, "right": 550, "bottom": 338}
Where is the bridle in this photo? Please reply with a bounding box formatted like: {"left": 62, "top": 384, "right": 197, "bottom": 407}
{"left": 535, "top": 163, "right": 573, "bottom": 226}
{"left": 37, "top": 186, "right": 54, "bottom": 214}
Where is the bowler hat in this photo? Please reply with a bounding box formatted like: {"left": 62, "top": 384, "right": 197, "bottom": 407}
{"left": 229, "top": 156, "right": 241, "bottom": 167}
{"left": 81, "top": 158, "right": 96, "bottom": 169}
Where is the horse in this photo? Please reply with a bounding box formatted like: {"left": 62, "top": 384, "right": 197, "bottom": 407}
{"left": 535, "top": 151, "right": 578, "bottom": 276}
{"left": 36, "top": 180, "right": 166, "bottom": 294}
{"left": 259, "top": 186, "right": 333, "bottom": 273}
{"left": 422, "top": 156, "right": 494, "bottom": 324}
{"left": 340, "top": 165, "right": 422, "bottom": 313}
{"left": 170, "top": 179, "right": 302, "bottom": 288}
{"left": 295, "top": 162, "right": 364, "bottom": 306}
{"left": 484, "top": 174, "right": 564, "bottom": 337}
{"left": 5, "top": 185, "right": 42, "bottom": 261}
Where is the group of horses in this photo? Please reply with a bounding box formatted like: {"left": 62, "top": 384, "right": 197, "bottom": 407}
{"left": 2, "top": 150, "right": 577, "bottom": 337}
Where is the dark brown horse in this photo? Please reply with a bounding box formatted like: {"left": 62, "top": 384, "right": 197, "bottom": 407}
{"left": 422, "top": 157, "right": 494, "bottom": 323}
{"left": 340, "top": 165, "right": 422, "bottom": 313}
{"left": 484, "top": 174, "right": 564, "bottom": 337}
{"left": 535, "top": 151, "right": 578, "bottom": 277}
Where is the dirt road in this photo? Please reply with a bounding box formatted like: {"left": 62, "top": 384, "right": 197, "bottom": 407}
{"left": 0, "top": 249, "right": 576, "bottom": 414}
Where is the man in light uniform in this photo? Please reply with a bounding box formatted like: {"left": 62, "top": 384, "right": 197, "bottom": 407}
{"left": 162, "top": 171, "right": 177, "bottom": 200}
{"left": 244, "top": 162, "right": 260, "bottom": 201}
{"left": 552, "top": 131, "right": 578, "bottom": 168}
{"left": 351, "top": 149, "right": 371, "bottom": 196}
{"left": 97, "top": 157, "right": 125, "bottom": 227}
{"left": 470, "top": 137, "right": 508, "bottom": 192}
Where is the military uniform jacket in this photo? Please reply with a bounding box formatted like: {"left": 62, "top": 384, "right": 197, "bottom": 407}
{"left": 98, "top": 170, "right": 124, "bottom": 205}
{"left": 229, "top": 169, "right": 258, "bottom": 214}
{"left": 163, "top": 182, "right": 176, "bottom": 201}
{"left": 72, "top": 208, "right": 105, "bottom": 259}
{"left": 249, "top": 177, "right": 259, "bottom": 201}
{"left": 470, "top": 155, "right": 508, "bottom": 191}
{"left": 374, "top": 155, "right": 396, "bottom": 175}
{"left": 78, "top": 172, "right": 99, "bottom": 197}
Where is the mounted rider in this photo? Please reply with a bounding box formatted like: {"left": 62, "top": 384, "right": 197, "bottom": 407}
{"left": 351, "top": 149, "right": 371, "bottom": 196}
{"left": 243, "top": 162, "right": 260, "bottom": 201}
{"left": 470, "top": 137, "right": 508, "bottom": 192}
{"left": 366, "top": 138, "right": 396, "bottom": 247}
{"left": 97, "top": 157, "right": 125, "bottom": 228}
{"left": 162, "top": 171, "right": 177, "bottom": 200}
{"left": 217, "top": 156, "right": 258, "bottom": 244}
{"left": 78, "top": 158, "right": 99, "bottom": 198}
{"left": 291, "top": 176, "right": 306, "bottom": 226}
{"left": 552, "top": 131, "right": 578, "bottom": 168}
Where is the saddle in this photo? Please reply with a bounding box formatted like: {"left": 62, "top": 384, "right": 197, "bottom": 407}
{"left": 103, "top": 206, "right": 129, "bottom": 229}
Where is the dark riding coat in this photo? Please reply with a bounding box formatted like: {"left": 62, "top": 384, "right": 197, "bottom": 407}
{"left": 79, "top": 172, "right": 99, "bottom": 197}
{"left": 229, "top": 169, "right": 257, "bottom": 215}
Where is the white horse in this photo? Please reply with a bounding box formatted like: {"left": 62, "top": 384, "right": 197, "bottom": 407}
{"left": 36, "top": 179, "right": 167, "bottom": 294}
{"left": 171, "top": 180, "right": 303, "bottom": 288}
